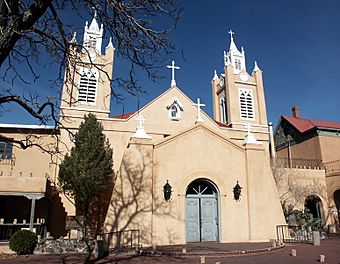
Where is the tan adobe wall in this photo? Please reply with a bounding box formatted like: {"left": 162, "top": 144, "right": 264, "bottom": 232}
{"left": 1, "top": 132, "right": 57, "bottom": 192}
{"left": 318, "top": 135, "right": 340, "bottom": 163}
{"left": 273, "top": 167, "right": 332, "bottom": 224}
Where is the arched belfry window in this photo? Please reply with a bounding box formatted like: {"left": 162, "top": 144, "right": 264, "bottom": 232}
{"left": 239, "top": 88, "right": 255, "bottom": 120}
{"left": 218, "top": 91, "right": 227, "bottom": 123}
{"left": 171, "top": 105, "right": 178, "bottom": 118}
{"left": 235, "top": 58, "right": 241, "bottom": 71}
{"left": 77, "top": 68, "right": 98, "bottom": 104}
{"left": 84, "top": 36, "right": 97, "bottom": 50}
{"left": 166, "top": 98, "right": 184, "bottom": 120}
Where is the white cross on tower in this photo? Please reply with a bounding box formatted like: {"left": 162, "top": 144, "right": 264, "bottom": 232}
{"left": 166, "top": 60, "right": 180, "bottom": 87}
{"left": 245, "top": 123, "right": 252, "bottom": 136}
{"left": 243, "top": 123, "right": 260, "bottom": 145}
{"left": 228, "top": 30, "right": 235, "bottom": 40}
{"left": 193, "top": 98, "right": 205, "bottom": 123}
{"left": 136, "top": 114, "right": 146, "bottom": 128}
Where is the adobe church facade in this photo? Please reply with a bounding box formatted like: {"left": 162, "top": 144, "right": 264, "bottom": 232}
{"left": 58, "top": 20, "right": 285, "bottom": 245}
{"left": 0, "top": 18, "right": 286, "bottom": 244}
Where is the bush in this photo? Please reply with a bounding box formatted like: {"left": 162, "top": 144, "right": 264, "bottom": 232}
{"left": 9, "top": 230, "right": 37, "bottom": 255}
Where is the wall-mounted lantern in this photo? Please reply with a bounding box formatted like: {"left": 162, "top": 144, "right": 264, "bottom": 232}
{"left": 163, "top": 180, "right": 172, "bottom": 202}
{"left": 233, "top": 181, "right": 242, "bottom": 201}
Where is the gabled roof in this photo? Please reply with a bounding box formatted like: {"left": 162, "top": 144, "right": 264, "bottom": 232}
{"left": 282, "top": 115, "right": 340, "bottom": 133}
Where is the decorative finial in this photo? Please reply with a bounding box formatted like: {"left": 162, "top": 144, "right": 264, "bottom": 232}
{"left": 70, "top": 32, "right": 77, "bottom": 43}
{"left": 253, "top": 61, "right": 260, "bottom": 72}
{"left": 106, "top": 37, "right": 114, "bottom": 49}
{"left": 213, "top": 70, "right": 218, "bottom": 80}
{"left": 166, "top": 60, "right": 180, "bottom": 87}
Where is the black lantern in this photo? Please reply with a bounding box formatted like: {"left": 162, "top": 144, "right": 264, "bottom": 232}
{"left": 233, "top": 181, "right": 242, "bottom": 201}
{"left": 163, "top": 180, "right": 172, "bottom": 202}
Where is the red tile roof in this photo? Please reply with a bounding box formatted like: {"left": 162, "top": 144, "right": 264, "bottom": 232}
{"left": 214, "top": 120, "right": 232, "bottom": 128}
{"left": 111, "top": 112, "right": 135, "bottom": 119}
{"left": 282, "top": 115, "right": 340, "bottom": 133}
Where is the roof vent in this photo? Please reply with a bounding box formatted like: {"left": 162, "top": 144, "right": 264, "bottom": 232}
{"left": 292, "top": 106, "right": 301, "bottom": 118}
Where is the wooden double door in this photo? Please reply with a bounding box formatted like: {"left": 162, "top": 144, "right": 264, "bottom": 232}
{"left": 185, "top": 180, "right": 219, "bottom": 242}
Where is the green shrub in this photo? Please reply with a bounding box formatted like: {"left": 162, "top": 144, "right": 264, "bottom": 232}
{"left": 9, "top": 230, "right": 37, "bottom": 255}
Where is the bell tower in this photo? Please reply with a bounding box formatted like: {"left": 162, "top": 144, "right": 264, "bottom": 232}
{"left": 60, "top": 11, "right": 115, "bottom": 119}
{"left": 212, "top": 31, "right": 267, "bottom": 127}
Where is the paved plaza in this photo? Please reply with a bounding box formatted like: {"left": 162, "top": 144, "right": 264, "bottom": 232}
{"left": 1, "top": 237, "right": 340, "bottom": 264}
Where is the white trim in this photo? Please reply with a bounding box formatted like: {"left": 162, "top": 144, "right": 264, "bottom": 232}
{"left": 0, "top": 192, "right": 45, "bottom": 199}
{"left": 238, "top": 88, "right": 255, "bottom": 120}
{"left": 60, "top": 113, "right": 126, "bottom": 121}
{"left": 60, "top": 106, "right": 110, "bottom": 114}
{"left": 0, "top": 124, "right": 55, "bottom": 129}
{"left": 76, "top": 67, "right": 99, "bottom": 105}
{"left": 235, "top": 80, "right": 257, "bottom": 86}
{"left": 231, "top": 122, "right": 268, "bottom": 128}
{"left": 166, "top": 98, "right": 183, "bottom": 120}
{"left": 218, "top": 127, "right": 269, "bottom": 134}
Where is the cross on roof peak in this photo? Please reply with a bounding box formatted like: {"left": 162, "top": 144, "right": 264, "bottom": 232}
{"left": 166, "top": 60, "right": 180, "bottom": 87}
{"left": 193, "top": 98, "right": 205, "bottom": 123}
{"left": 228, "top": 30, "right": 235, "bottom": 40}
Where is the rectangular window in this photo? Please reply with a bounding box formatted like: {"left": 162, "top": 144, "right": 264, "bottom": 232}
{"left": 238, "top": 88, "right": 255, "bottom": 120}
{"left": 77, "top": 68, "right": 98, "bottom": 104}
{"left": 0, "top": 141, "right": 13, "bottom": 160}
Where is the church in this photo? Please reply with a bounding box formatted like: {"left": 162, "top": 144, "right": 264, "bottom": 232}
{"left": 0, "top": 16, "right": 288, "bottom": 245}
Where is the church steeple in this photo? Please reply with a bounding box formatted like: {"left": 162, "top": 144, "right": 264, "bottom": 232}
{"left": 60, "top": 13, "right": 115, "bottom": 120}
{"left": 83, "top": 10, "right": 104, "bottom": 55}
{"left": 212, "top": 31, "right": 268, "bottom": 127}
{"left": 224, "top": 30, "right": 246, "bottom": 74}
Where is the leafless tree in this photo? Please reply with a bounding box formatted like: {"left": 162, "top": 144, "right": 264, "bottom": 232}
{"left": 271, "top": 159, "right": 326, "bottom": 210}
{"left": 0, "top": 0, "right": 182, "bottom": 150}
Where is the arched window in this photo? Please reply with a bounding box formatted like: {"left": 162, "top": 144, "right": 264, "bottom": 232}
{"left": 239, "top": 88, "right": 255, "bottom": 120}
{"left": 166, "top": 98, "right": 183, "bottom": 120}
{"left": 219, "top": 91, "right": 227, "bottom": 123}
{"left": 171, "top": 105, "right": 178, "bottom": 119}
{"left": 77, "top": 68, "right": 98, "bottom": 104}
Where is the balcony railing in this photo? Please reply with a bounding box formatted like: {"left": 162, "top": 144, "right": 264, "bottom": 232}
{"left": 324, "top": 159, "right": 340, "bottom": 174}
{"left": 272, "top": 158, "right": 324, "bottom": 170}
{"left": 0, "top": 223, "right": 46, "bottom": 241}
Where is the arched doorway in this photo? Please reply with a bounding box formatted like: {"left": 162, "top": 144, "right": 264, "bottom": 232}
{"left": 185, "top": 179, "right": 219, "bottom": 242}
{"left": 305, "top": 195, "right": 323, "bottom": 224}
{"left": 333, "top": 190, "right": 340, "bottom": 228}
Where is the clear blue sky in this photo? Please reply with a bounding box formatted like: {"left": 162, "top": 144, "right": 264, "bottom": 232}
{"left": 1, "top": 0, "right": 340, "bottom": 126}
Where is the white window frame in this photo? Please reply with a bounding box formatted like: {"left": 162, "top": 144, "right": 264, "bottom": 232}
{"left": 219, "top": 91, "right": 227, "bottom": 123}
{"left": 238, "top": 88, "right": 255, "bottom": 120}
{"left": 166, "top": 98, "right": 183, "bottom": 120}
{"left": 77, "top": 67, "right": 99, "bottom": 105}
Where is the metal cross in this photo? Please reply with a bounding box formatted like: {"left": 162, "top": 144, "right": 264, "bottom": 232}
{"left": 193, "top": 98, "right": 205, "bottom": 122}
{"left": 228, "top": 30, "right": 235, "bottom": 40}
{"left": 166, "top": 60, "right": 180, "bottom": 87}
{"left": 135, "top": 114, "right": 146, "bottom": 128}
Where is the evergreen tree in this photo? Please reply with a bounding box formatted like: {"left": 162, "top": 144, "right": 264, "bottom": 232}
{"left": 58, "top": 113, "right": 113, "bottom": 238}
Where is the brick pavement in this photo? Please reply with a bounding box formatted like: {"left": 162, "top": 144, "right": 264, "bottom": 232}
{"left": 0, "top": 238, "right": 340, "bottom": 264}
